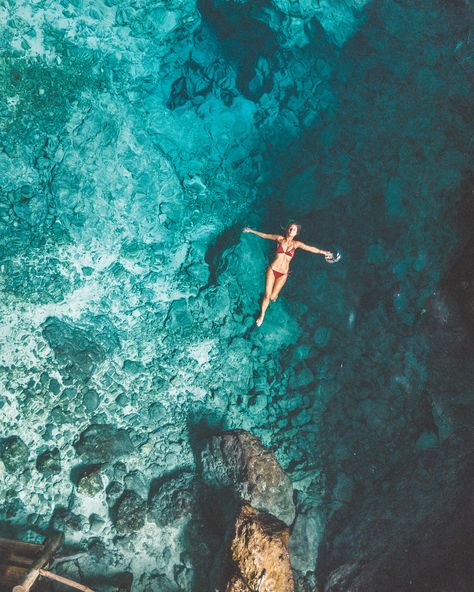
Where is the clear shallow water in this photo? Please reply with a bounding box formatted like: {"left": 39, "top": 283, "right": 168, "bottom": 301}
{"left": 1, "top": 1, "right": 473, "bottom": 590}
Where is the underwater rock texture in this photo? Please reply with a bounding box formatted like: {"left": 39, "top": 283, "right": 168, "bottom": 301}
{"left": 199, "top": 430, "right": 296, "bottom": 591}
{"left": 1, "top": 0, "right": 474, "bottom": 590}
{"left": 148, "top": 469, "right": 197, "bottom": 527}
{"left": 320, "top": 433, "right": 474, "bottom": 592}
{"left": 0, "top": 436, "right": 29, "bottom": 473}
{"left": 74, "top": 424, "right": 135, "bottom": 463}
{"left": 201, "top": 429, "right": 295, "bottom": 525}
{"left": 444, "top": 235, "right": 474, "bottom": 332}
{"left": 226, "top": 504, "right": 294, "bottom": 592}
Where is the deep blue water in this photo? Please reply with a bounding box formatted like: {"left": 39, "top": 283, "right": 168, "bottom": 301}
{"left": 1, "top": 1, "right": 474, "bottom": 590}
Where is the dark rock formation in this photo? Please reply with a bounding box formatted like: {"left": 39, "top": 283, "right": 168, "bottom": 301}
{"left": 201, "top": 429, "right": 295, "bottom": 526}
{"left": 319, "top": 433, "right": 474, "bottom": 592}
{"left": 42, "top": 317, "right": 106, "bottom": 378}
{"left": 149, "top": 469, "right": 197, "bottom": 527}
{"left": 74, "top": 424, "right": 134, "bottom": 463}
{"left": 36, "top": 447, "right": 61, "bottom": 475}
{"left": 77, "top": 466, "right": 104, "bottom": 496}
{"left": 444, "top": 235, "right": 474, "bottom": 333}
{"left": 289, "top": 490, "right": 323, "bottom": 589}
{"left": 0, "top": 435, "right": 29, "bottom": 473}
{"left": 114, "top": 491, "right": 147, "bottom": 533}
{"left": 50, "top": 507, "right": 85, "bottom": 533}
{"left": 314, "top": 268, "right": 474, "bottom": 592}
{"left": 199, "top": 429, "right": 296, "bottom": 591}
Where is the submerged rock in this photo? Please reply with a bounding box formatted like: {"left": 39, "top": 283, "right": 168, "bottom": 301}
{"left": 42, "top": 317, "right": 106, "bottom": 378}
{"left": 36, "top": 447, "right": 61, "bottom": 475}
{"left": 114, "top": 490, "right": 147, "bottom": 533}
{"left": 0, "top": 436, "right": 29, "bottom": 473}
{"left": 320, "top": 434, "right": 474, "bottom": 592}
{"left": 74, "top": 424, "right": 134, "bottom": 463}
{"left": 148, "top": 401, "right": 166, "bottom": 423}
{"left": 106, "top": 481, "right": 125, "bottom": 505}
{"left": 149, "top": 469, "right": 197, "bottom": 527}
{"left": 201, "top": 430, "right": 295, "bottom": 526}
{"left": 77, "top": 466, "right": 104, "bottom": 496}
{"left": 225, "top": 504, "right": 294, "bottom": 592}
{"left": 415, "top": 430, "right": 438, "bottom": 450}
{"left": 89, "top": 513, "right": 106, "bottom": 534}
{"left": 289, "top": 491, "right": 324, "bottom": 577}
{"left": 50, "top": 507, "right": 85, "bottom": 533}
{"left": 82, "top": 388, "right": 100, "bottom": 413}
{"left": 444, "top": 236, "right": 474, "bottom": 333}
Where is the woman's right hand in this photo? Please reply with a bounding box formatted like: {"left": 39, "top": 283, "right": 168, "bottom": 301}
{"left": 242, "top": 227, "right": 251, "bottom": 233}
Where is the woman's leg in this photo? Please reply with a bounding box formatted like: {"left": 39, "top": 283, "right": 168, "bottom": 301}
{"left": 270, "top": 274, "right": 288, "bottom": 301}
{"left": 256, "top": 267, "right": 275, "bottom": 326}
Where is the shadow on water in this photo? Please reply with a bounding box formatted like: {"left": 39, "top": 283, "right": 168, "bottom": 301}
{"left": 184, "top": 414, "right": 241, "bottom": 592}
{"left": 315, "top": 214, "right": 474, "bottom": 592}
{"left": 204, "top": 223, "right": 245, "bottom": 286}
{"left": 197, "top": 0, "right": 279, "bottom": 99}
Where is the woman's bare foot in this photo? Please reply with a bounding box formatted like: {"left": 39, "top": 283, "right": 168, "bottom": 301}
{"left": 256, "top": 315, "right": 264, "bottom": 327}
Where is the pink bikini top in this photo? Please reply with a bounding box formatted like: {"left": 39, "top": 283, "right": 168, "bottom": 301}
{"left": 276, "top": 242, "right": 296, "bottom": 257}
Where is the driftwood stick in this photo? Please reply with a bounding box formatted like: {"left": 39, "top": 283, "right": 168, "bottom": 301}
{"left": 54, "top": 552, "right": 87, "bottom": 564}
{"left": 38, "top": 569, "right": 95, "bottom": 592}
{"left": 12, "top": 532, "right": 64, "bottom": 592}
{"left": 12, "top": 568, "right": 40, "bottom": 592}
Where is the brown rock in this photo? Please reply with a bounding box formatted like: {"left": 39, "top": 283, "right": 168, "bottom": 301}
{"left": 225, "top": 505, "right": 295, "bottom": 592}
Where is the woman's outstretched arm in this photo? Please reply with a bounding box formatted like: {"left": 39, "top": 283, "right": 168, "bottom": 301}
{"left": 296, "top": 241, "right": 333, "bottom": 258}
{"left": 243, "top": 227, "right": 283, "bottom": 241}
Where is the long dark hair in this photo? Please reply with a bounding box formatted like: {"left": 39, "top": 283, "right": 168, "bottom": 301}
{"left": 285, "top": 221, "right": 301, "bottom": 237}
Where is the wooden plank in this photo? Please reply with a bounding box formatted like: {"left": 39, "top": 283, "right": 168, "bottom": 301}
{"left": 0, "top": 558, "right": 28, "bottom": 571}
{"left": 0, "top": 540, "right": 42, "bottom": 565}
{"left": 12, "top": 532, "right": 64, "bottom": 592}
{"left": 39, "top": 569, "right": 95, "bottom": 592}
{"left": 0, "top": 540, "right": 40, "bottom": 570}
{"left": 0, "top": 554, "right": 32, "bottom": 569}
{"left": 0, "top": 565, "right": 27, "bottom": 580}
{"left": 0, "top": 565, "right": 28, "bottom": 587}
{"left": 0, "top": 549, "right": 36, "bottom": 568}
{"left": 0, "top": 540, "right": 42, "bottom": 555}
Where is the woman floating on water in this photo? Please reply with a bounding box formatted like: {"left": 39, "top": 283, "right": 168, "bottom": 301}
{"left": 242, "top": 222, "right": 338, "bottom": 326}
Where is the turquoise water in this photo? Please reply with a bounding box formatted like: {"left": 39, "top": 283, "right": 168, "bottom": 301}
{"left": 1, "top": 1, "right": 474, "bottom": 590}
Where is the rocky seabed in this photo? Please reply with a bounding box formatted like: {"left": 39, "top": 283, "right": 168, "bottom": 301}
{"left": 1, "top": 0, "right": 474, "bottom": 591}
